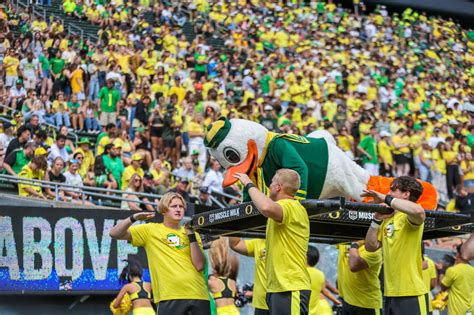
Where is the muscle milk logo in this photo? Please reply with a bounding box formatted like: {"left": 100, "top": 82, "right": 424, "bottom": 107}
{"left": 348, "top": 211, "right": 374, "bottom": 220}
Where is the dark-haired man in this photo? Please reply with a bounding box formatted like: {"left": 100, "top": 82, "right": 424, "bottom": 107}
{"left": 364, "top": 176, "right": 428, "bottom": 315}
{"left": 48, "top": 134, "right": 68, "bottom": 165}
{"left": 5, "top": 125, "right": 30, "bottom": 157}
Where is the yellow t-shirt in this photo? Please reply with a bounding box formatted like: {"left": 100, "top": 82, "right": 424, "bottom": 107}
{"left": 75, "top": 148, "right": 95, "bottom": 175}
{"left": 244, "top": 239, "right": 268, "bottom": 310}
{"left": 378, "top": 212, "right": 427, "bottom": 297}
{"left": 4, "top": 56, "right": 20, "bottom": 76}
{"left": 96, "top": 136, "right": 110, "bottom": 156}
{"left": 52, "top": 100, "right": 68, "bottom": 113}
{"left": 337, "top": 244, "right": 382, "bottom": 309}
{"left": 441, "top": 263, "right": 474, "bottom": 315}
{"left": 313, "top": 298, "right": 333, "bottom": 315}
{"left": 130, "top": 223, "right": 209, "bottom": 303}
{"left": 265, "top": 198, "right": 310, "bottom": 292}
{"left": 378, "top": 140, "right": 393, "bottom": 165}
{"left": 392, "top": 135, "right": 410, "bottom": 154}
{"left": 307, "top": 266, "right": 325, "bottom": 315}
{"left": 461, "top": 160, "right": 474, "bottom": 180}
{"left": 18, "top": 164, "right": 44, "bottom": 197}
{"left": 121, "top": 165, "right": 144, "bottom": 189}
{"left": 70, "top": 69, "right": 83, "bottom": 93}
{"left": 337, "top": 135, "right": 353, "bottom": 152}
{"left": 422, "top": 255, "right": 437, "bottom": 312}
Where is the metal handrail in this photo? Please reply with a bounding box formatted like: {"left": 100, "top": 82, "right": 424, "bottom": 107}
{"left": 0, "top": 173, "right": 163, "bottom": 207}
{"left": 211, "top": 189, "right": 242, "bottom": 202}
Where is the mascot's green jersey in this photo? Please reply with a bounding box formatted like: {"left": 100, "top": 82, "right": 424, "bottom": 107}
{"left": 246, "top": 134, "right": 328, "bottom": 201}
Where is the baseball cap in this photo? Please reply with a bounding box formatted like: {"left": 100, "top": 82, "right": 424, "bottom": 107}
{"left": 143, "top": 172, "right": 153, "bottom": 180}
{"left": 78, "top": 137, "right": 91, "bottom": 145}
{"left": 34, "top": 147, "right": 48, "bottom": 156}
{"left": 379, "top": 131, "right": 392, "bottom": 138}
{"left": 199, "top": 186, "right": 210, "bottom": 194}
{"left": 191, "top": 149, "right": 200, "bottom": 155}
{"left": 132, "top": 153, "right": 143, "bottom": 161}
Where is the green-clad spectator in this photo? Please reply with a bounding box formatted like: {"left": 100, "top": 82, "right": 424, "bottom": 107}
{"left": 73, "top": 1, "right": 85, "bottom": 19}
{"left": 50, "top": 50, "right": 65, "bottom": 76}
{"left": 102, "top": 144, "right": 125, "bottom": 189}
{"left": 194, "top": 48, "right": 207, "bottom": 80}
{"left": 3, "top": 141, "right": 36, "bottom": 176}
{"left": 259, "top": 68, "right": 272, "bottom": 95}
{"left": 357, "top": 126, "right": 379, "bottom": 176}
{"left": 468, "top": 125, "right": 474, "bottom": 148}
{"left": 63, "top": 0, "right": 76, "bottom": 16}
{"left": 98, "top": 79, "right": 121, "bottom": 128}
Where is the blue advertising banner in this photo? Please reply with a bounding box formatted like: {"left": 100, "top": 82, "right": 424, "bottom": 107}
{"left": 0, "top": 206, "right": 151, "bottom": 294}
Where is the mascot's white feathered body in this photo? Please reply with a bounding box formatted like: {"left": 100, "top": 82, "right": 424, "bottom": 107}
{"left": 204, "top": 118, "right": 437, "bottom": 209}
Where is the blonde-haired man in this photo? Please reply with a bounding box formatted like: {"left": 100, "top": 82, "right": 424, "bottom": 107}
{"left": 110, "top": 192, "right": 210, "bottom": 315}
{"left": 234, "top": 168, "right": 311, "bottom": 315}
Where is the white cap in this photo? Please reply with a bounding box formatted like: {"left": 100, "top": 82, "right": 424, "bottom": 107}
{"left": 380, "top": 131, "right": 392, "bottom": 138}
{"left": 264, "top": 105, "right": 273, "bottom": 111}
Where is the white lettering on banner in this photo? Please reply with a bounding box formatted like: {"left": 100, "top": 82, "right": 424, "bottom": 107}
{"left": 55, "top": 218, "right": 84, "bottom": 280}
{"left": 0, "top": 217, "right": 20, "bottom": 280}
{"left": 23, "top": 217, "right": 53, "bottom": 280}
{"left": 85, "top": 219, "right": 114, "bottom": 280}
{"left": 348, "top": 211, "right": 374, "bottom": 220}
{"left": 117, "top": 239, "right": 138, "bottom": 274}
{"left": 213, "top": 208, "right": 240, "bottom": 220}
{"left": 1, "top": 216, "right": 142, "bottom": 285}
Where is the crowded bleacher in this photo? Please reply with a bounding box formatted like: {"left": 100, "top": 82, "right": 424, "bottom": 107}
{"left": 0, "top": 0, "right": 472, "bottom": 228}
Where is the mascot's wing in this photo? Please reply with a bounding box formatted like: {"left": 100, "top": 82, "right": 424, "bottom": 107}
{"left": 366, "top": 176, "right": 438, "bottom": 210}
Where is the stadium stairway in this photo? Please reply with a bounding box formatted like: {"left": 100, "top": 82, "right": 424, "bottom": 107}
{"left": 35, "top": 0, "right": 100, "bottom": 42}
{"left": 32, "top": 1, "right": 225, "bottom": 48}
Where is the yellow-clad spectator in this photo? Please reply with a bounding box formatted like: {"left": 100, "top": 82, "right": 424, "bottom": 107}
{"left": 121, "top": 153, "right": 145, "bottom": 190}
{"left": 18, "top": 156, "right": 47, "bottom": 198}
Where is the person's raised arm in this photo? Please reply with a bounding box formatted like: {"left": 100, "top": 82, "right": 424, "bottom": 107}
{"left": 348, "top": 243, "right": 369, "bottom": 272}
{"left": 361, "top": 189, "right": 425, "bottom": 225}
{"left": 109, "top": 212, "right": 155, "bottom": 241}
{"left": 229, "top": 237, "right": 249, "bottom": 256}
{"left": 234, "top": 173, "right": 283, "bottom": 222}
{"left": 185, "top": 225, "right": 206, "bottom": 272}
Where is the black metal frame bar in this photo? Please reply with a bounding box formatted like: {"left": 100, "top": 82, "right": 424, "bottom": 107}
{"left": 192, "top": 198, "right": 473, "bottom": 243}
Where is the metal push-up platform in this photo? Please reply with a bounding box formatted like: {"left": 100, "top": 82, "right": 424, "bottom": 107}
{"left": 191, "top": 198, "right": 473, "bottom": 243}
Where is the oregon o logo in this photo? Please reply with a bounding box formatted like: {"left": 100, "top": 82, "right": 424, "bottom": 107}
{"left": 329, "top": 211, "right": 340, "bottom": 219}
{"left": 245, "top": 205, "right": 253, "bottom": 215}
{"left": 451, "top": 225, "right": 461, "bottom": 231}
{"left": 198, "top": 216, "right": 205, "bottom": 226}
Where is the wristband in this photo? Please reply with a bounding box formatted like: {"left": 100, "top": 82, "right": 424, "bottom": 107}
{"left": 245, "top": 182, "right": 255, "bottom": 191}
{"left": 188, "top": 233, "right": 197, "bottom": 243}
{"left": 350, "top": 242, "right": 360, "bottom": 249}
{"left": 129, "top": 215, "right": 137, "bottom": 223}
{"left": 370, "top": 219, "right": 381, "bottom": 229}
{"left": 372, "top": 218, "right": 383, "bottom": 225}
{"left": 384, "top": 195, "right": 395, "bottom": 207}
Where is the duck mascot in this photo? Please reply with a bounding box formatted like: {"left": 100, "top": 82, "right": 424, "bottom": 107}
{"left": 204, "top": 117, "right": 438, "bottom": 210}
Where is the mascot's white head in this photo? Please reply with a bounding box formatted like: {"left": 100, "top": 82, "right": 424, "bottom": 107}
{"left": 204, "top": 117, "right": 268, "bottom": 187}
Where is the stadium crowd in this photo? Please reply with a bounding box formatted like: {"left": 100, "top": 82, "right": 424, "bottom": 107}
{"left": 0, "top": 0, "right": 472, "bottom": 314}
{"left": 0, "top": 1, "right": 472, "bottom": 212}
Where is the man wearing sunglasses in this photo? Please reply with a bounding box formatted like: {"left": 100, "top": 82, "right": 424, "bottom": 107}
{"left": 363, "top": 176, "right": 428, "bottom": 315}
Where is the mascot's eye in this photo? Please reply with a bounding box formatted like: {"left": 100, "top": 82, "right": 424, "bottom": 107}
{"left": 224, "top": 147, "right": 241, "bottom": 164}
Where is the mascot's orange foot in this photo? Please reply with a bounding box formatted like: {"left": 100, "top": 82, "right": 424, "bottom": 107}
{"left": 364, "top": 176, "right": 438, "bottom": 210}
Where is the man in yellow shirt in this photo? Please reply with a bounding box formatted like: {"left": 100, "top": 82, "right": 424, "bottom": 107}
{"left": 364, "top": 176, "right": 429, "bottom": 315}
{"left": 421, "top": 245, "right": 437, "bottom": 315}
{"left": 229, "top": 237, "right": 268, "bottom": 314}
{"left": 121, "top": 153, "right": 144, "bottom": 189}
{"left": 18, "top": 156, "right": 47, "bottom": 198}
{"left": 3, "top": 49, "right": 20, "bottom": 87}
{"left": 109, "top": 193, "right": 210, "bottom": 314}
{"left": 75, "top": 138, "right": 95, "bottom": 176}
{"left": 234, "top": 169, "right": 310, "bottom": 315}
{"left": 337, "top": 242, "right": 382, "bottom": 315}
{"left": 440, "top": 244, "right": 474, "bottom": 315}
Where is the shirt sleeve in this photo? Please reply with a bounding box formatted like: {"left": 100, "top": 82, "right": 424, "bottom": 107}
{"left": 276, "top": 199, "right": 292, "bottom": 225}
{"left": 244, "top": 239, "right": 256, "bottom": 256}
{"left": 428, "top": 260, "right": 437, "bottom": 279}
{"left": 441, "top": 266, "right": 455, "bottom": 288}
{"left": 360, "top": 247, "right": 382, "bottom": 269}
{"left": 129, "top": 223, "right": 151, "bottom": 247}
{"left": 4, "top": 150, "right": 17, "bottom": 166}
